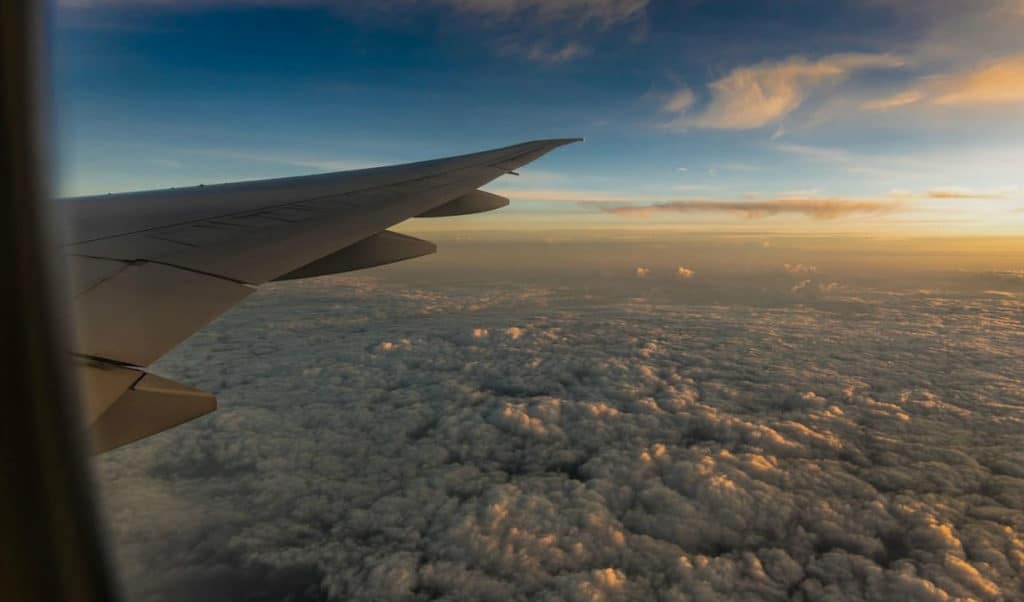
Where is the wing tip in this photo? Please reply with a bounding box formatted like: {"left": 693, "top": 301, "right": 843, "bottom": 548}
{"left": 543, "top": 137, "right": 584, "bottom": 146}
{"left": 516, "top": 137, "right": 584, "bottom": 149}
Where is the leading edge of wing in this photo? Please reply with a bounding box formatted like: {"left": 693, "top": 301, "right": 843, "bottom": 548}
{"left": 62, "top": 138, "right": 583, "bottom": 245}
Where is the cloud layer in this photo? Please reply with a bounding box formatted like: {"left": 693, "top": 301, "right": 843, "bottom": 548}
{"left": 96, "top": 260, "right": 1024, "bottom": 601}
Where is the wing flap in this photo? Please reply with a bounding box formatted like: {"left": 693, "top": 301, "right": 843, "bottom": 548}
{"left": 91, "top": 372, "right": 216, "bottom": 453}
{"left": 274, "top": 230, "right": 436, "bottom": 281}
{"left": 76, "top": 361, "right": 217, "bottom": 452}
{"left": 68, "top": 255, "right": 130, "bottom": 296}
{"left": 69, "top": 179, "right": 459, "bottom": 284}
{"left": 417, "top": 190, "right": 509, "bottom": 217}
{"left": 73, "top": 259, "right": 253, "bottom": 366}
{"left": 77, "top": 360, "right": 144, "bottom": 422}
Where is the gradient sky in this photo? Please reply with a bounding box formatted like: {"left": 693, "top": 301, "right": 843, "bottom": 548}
{"left": 54, "top": 0, "right": 1024, "bottom": 234}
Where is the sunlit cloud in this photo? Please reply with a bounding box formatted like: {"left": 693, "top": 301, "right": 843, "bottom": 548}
{"left": 676, "top": 266, "right": 695, "bottom": 278}
{"left": 489, "top": 188, "right": 658, "bottom": 203}
{"left": 665, "top": 53, "right": 906, "bottom": 130}
{"left": 443, "top": 0, "right": 648, "bottom": 24}
{"left": 497, "top": 178, "right": 1019, "bottom": 226}
{"left": 784, "top": 263, "right": 817, "bottom": 274}
{"left": 530, "top": 42, "right": 588, "bottom": 63}
{"left": 604, "top": 197, "right": 901, "bottom": 219}
{"left": 862, "top": 89, "right": 926, "bottom": 110}
{"left": 864, "top": 55, "right": 1024, "bottom": 111}
{"left": 773, "top": 143, "right": 855, "bottom": 164}
{"left": 500, "top": 41, "right": 591, "bottom": 63}
{"left": 778, "top": 189, "right": 821, "bottom": 199}
{"left": 504, "top": 326, "right": 524, "bottom": 339}
{"left": 663, "top": 88, "right": 696, "bottom": 113}
{"left": 927, "top": 186, "right": 1020, "bottom": 199}
{"left": 932, "top": 54, "right": 1024, "bottom": 105}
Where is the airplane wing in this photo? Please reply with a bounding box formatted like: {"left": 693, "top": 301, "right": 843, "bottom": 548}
{"left": 62, "top": 138, "right": 580, "bottom": 452}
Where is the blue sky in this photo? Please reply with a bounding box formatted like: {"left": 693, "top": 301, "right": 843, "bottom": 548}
{"left": 54, "top": 0, "right": 1024, "bottom": 234}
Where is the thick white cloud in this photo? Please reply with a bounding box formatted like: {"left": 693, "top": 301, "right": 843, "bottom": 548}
{"left": 96, "top": 266, "right": 1024, "bottom": 601}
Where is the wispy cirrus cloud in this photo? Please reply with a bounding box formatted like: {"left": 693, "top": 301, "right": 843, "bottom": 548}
{"left": 495, "top": 182, "right": 1019, "bottom": 223}
{"left": 855, "top": 1, "right": 1024, "bottom": 111}
{"left": 659, "top": 2, "right": 1024, "bottom": 129}
{"left": 771, "top": 141, "right": 925, "bottom": 177}
{"left": 932, "top": 54, "right": 1024, "bottom": 105}
{"left": 663, "top": 88, "right": 696, "bottom": 113}
{"left": 598, "top": 185, "right": 1019, "bottom": 222}
{"left": 59, "top": 0, "right": 643, "bottom": 63}
{"left": 499, "top": 41, "right": 590, "bottom": 64}
{"left": 62, "top": 0, "right": 646, "bottom": 63}
{"left": 926, "top": 186, "right": 1020, "bottom": 199}
{"left": 488, "top": 187, "right": 658, "bottom": 203}
{"left": 664, "top": 53, "right": 906, "bottom": 130}
{"left": 604, "top": 197, "right": 901, "bottom": 219}
{"left": 864, "top": 54, "right": 1024, "bottom": 110}
{"left": 444, "top": 0, "right": 648, "bottom": 25}
{"left": 773, "top": 142, "right": 856, "bottom": 164}
{"left": 192, "top": 147, "right": 382, "bottom": 172}
{"left": 862, "top": 89, "right": 926, "bottom": 111}
{"left": 63, "top": 0, "right": 648, "bottom": 25}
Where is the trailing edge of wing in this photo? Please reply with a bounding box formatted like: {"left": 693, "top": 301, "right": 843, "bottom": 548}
{"left": 71, "top": 256, "right": 254, "bottom": 367}
{"left": 417, "top": 190, "right": 509, "bottom": 217}
{"left": 66, "top": 139, "right": 579, "bottom": 286}
{"left": 274, "top": 230, "right": 436, "bottom": 281}
{"left": 78, "top": 361, "right": 216, "bottom": 453}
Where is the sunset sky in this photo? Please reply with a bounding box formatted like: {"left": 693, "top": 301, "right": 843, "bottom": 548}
{"left": 54, "top": 0, "right": 1024, "bottom": 235}
{"left": 69, "top": 3, "right": 1024, "bottom": 599}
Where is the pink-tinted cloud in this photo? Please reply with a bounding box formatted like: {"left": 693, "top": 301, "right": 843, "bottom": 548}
{"left": 933, "top": 55, "right": 1024, "bottom": 105}
{"left": 605, "top": 198, "right": 901, "bottom": 219}
{"left": 926, "top": 186, "right": 1020, "bottom": 199}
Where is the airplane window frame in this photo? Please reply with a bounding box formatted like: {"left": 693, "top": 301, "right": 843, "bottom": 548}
{"left": 0, "top": 2, "right": 122, "bottom": 600}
